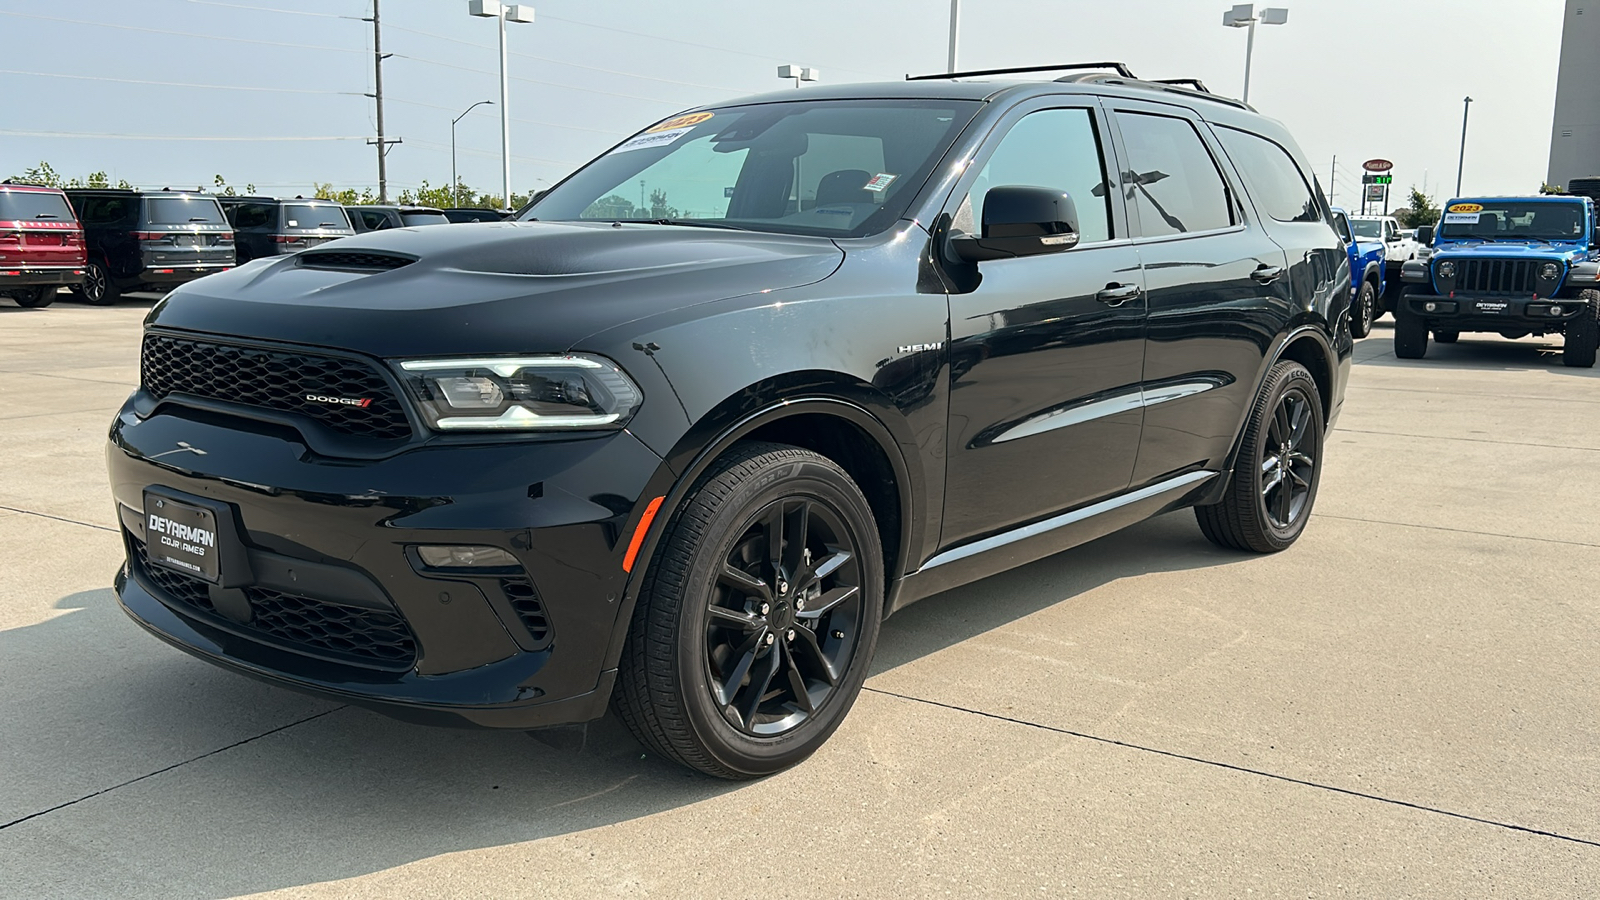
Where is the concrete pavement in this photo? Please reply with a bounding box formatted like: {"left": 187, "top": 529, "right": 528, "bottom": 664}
{"left": 2, "top": 299, "right": 1596, "bottom": 897}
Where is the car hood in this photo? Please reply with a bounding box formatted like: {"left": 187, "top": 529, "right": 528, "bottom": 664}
{"left": 148, "top": 221, "right": 845, "bottom": 357}
{"left": 1432, "top": 240, "right": 1592, "bottom": 260}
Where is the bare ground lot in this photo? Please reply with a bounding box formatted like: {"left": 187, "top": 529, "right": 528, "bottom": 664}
{"left": 2, "top": 295, "right": 1597, "bottom": 898}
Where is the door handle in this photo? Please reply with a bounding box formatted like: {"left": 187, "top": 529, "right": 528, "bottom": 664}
{"left": 1251, "top": 264, "right": 1286, "bottom": 285}
{"left": 1095, "top": 283, "right": 1141, "bottom": 306}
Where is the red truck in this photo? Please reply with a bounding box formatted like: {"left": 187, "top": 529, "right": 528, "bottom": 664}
{"left": 0, "top": 182, "right": 86, "bottom": 308}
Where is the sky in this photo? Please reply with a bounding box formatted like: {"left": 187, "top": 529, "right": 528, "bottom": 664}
{"left": 0, "top": 0, "right": 1570, "bottom": 205}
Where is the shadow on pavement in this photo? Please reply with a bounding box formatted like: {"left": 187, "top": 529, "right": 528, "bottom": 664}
{"left": 1352, "top": 330, "right": 1597, "bottom": 377}
{"left": 1, "top": 512, "right": 1238, "bottom": 896}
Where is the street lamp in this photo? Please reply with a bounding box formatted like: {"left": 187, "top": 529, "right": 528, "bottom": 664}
{"left": 468, "top": 0, "right": 533, "bottom": 211}
{"left": 1222, "top": 4, "right": 1288, "bottom": 104}
{"left": 777, "top": 64, "right": 820, "bottom": 89}
{"left": 451, "top": 100, "right": 493, "bottom": 208}
{"left": 1456, "top": 96, "right": 1474, "bottom": 197}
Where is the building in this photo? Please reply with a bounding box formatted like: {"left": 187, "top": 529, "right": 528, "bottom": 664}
{"left": 1548, "top": 0, "right": 1600, "bottom": 189}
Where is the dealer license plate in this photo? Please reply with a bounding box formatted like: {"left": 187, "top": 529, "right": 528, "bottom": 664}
{"left": 143, "top": 492, "right": 221, "bottom": 583}
{"left": 1474, "top": 299, "right": 1511, "bottom": 315}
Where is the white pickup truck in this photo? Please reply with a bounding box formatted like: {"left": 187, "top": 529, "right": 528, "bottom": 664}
{"left": 1350, "top": 215, "right": 1422, "bottom": 313}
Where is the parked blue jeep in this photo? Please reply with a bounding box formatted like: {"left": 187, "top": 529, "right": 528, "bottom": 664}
{"left": 1398, "top": 195, "right": 1600, "bottom": 367}
{"left": 1330, "top": 207, "right": 1386, "bottom": 338}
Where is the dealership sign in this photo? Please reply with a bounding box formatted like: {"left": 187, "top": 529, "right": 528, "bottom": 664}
{"left": 1363, "top": 159, "right": 1395, "bottom": 173}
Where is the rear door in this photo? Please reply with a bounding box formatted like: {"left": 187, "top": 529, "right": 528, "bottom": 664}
{"left": 0, "top": 189, "right": 82, "bottom": 267}
{"left": 1104, "top": 101, "right": 1291, "bottom": 486}
{"left": 939, "top": 99, "right": 1147, "bottom": 548}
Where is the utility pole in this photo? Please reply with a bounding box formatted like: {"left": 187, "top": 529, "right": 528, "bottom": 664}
{"left": 1328, "top": 155, "right": 1336, "bottom": 204}
{"left": 365, "top": 0, "right": 401, "bottom": 203}
{"left": 947, "top": 0, "right": 961, "bottom": 72}
{"left": 1455, "top": 96, "right": 1473, "bottom": 198}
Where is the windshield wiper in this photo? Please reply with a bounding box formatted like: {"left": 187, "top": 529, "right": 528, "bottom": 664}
{"left": 625, "top": 218, "right": 751, "bottom": 232}
{"left": 188, "top": 217, "right": 210, "bottom": 222}
{"left": 33, "top": 214, "right": 59, "bottom": 219}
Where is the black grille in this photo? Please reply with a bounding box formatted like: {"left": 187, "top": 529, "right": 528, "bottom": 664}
{"left": 141, "top": 334, "right": 412, "bottom": 440}
{"left": 1455, "top": 258, "right": 1541, "bottom": 295}
{"left": 134, "top": 539, "right": 417, "bottom": 669}
{"left": 298, "top": 251, "right": 414, "bottom": 271}
{"left": 503, "top": 577, "right": 552, "bottom": 647}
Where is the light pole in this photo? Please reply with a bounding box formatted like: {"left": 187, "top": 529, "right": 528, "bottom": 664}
{"left": 451, "top": 100, "right": 493, "bottom": 208}
{"left": 777, "top": 64, "right": 820, "bottom": 89}
{"left": 1456, "top": 96, "right": 1474, "bottom": 197}
{"left": 947, "top": 0, "right": 961, "bottom": 72}
{"left": 1222, "top": 4, "right": 1288, "bottom": 104}
{"left": 468, "top": 0, "right": 533, "bottom": 211}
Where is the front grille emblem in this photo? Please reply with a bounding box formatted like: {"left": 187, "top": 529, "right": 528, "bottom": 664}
{"left": 305, "top": 394, "right": 373, "bottom": 408}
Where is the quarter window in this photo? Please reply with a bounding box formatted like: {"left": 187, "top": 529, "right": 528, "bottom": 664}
{"left": 1115, "top": 112, "right": 1235, "bottom": 237}
{"left": 958, "top": 108, "right": 1113, "bottom": 244}
{"left": 1215, "top": 126, "right": 1321, "bottom": 224}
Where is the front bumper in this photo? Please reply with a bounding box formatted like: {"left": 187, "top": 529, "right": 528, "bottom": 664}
{"left": 1400, "top": 293, "right": 1590, "bottom": 330}
{"left": 108, "top": 396, "right": 664, "bottom": 729}
{"left": 0, "top": 265, "right": 85, "bottom": 287}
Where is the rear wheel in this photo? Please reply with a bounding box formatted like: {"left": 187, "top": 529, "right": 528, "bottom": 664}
{"left": 1349, "top": 280, "right": 1377, "bottom": 338}
{"left": 1394, "top": 299, "right": 1429, "bottom": 359}
{"left": 1433, "top": 330, "right": 1459, "bottom": 344}
{"left": 1195, "top": 360, "right": 1325, "bottom": 553}
{"left": 614, "top": 442, "right": 884, "bottom": 779}
{"left": 10, "top": 287, "right": 56, "bottom": 308}
{"left": 1563, "top": 291, "right": 1599, "bottom": 368}
{"left": 80, "top": 261, "right": 120, "bottom": 305}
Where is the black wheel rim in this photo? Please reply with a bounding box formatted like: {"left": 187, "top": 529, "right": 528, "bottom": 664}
{"left": 1260, "top": 389, "right": 1316, "bottom": 529}
{"left": 85, "top": 265, "right": 106, "bottom": 301}
{"left": 703, "top": 496, "right": 862, "bottom": 737}
{"left": 1358, "top": 286, "right": 1374, "bottom": 331}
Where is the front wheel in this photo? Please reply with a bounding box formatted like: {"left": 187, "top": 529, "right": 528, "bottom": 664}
{"left": 1394, "top": 300, "right": 1429, "bottom": 359}
{"left": 1564, "top": 291, "right": 1599, "bottom": 368}
{"left": 613, "top": 442, "right": 884, "bottom": 779}
{"left": 1349, "top": 281, "right": 1377, "bottom": 339}
{"left": 1195, "top": 360, "right": 1325, "bottom": 553}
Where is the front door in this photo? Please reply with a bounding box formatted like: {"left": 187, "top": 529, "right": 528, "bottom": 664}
{"left": 941, "top": 101, "right": 1147, "bottom": 549}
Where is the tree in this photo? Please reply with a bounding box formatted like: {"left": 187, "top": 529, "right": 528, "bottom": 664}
{"left": 212, "top": 174, "right": 256, "bottom": 197}
{"left": 312, "top": 183, "right": 377, "bottom": 206}
{"left": 583, "top": 194, "right": 635, "bottom": 219}
{"left": 1394, "top": 187, "right": 1440, "bottom": 228}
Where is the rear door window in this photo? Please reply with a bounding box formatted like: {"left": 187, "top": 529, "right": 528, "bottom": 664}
{"left": 0, "top": 191, "right": 76, "bottom": 222}
{"left": 228, "top": 203, "right": 273, "bottom": 229}
{"left": 1114, "top": 112, "right": 1236, "bottom": 237}
{"left": 145, "top": 197, "right": 226, "bottom": 225}
{"left": 1214, "top": 127, "right": 1321, "bottom": 224}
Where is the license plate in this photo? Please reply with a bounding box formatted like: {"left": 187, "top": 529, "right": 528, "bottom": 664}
{"left": 173, "top": 234, "right": 196, "bottom": 247}
{"left": 1474, "top": 299, "right": 1511, "bottom": 315}
{"left": 143, "top": 492, "right": 221, "bottom": 583}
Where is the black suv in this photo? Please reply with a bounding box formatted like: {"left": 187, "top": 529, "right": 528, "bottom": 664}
{"left": 63, "top": 189, "right": 234, "bottom": 304}
{"left": 347, "top": 205, "right": 450, "bottom": 232}
{"left": 219, "top": 197, "right": 355, "bottom": 264}
{"left": 110, "top": 65, "right": 1351, "bottom": 779}
{"left": 441, "top": 207, "right": 511, "bottom": 223}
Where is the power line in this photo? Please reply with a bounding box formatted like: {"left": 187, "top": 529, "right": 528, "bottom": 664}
{"left": 0, "top": 130, "right": 369, "bottom": 142}
{"left": 181, "top": 0, "right": 362, "bottom": 19}
{"left": 382, "top": 96, "right": 626, "bottom": 136}
{"left": 0, "top": 68, "right": 362, "bottom": 96}
{"left": 0, "top": 10, "right": 364, "bottom": 54}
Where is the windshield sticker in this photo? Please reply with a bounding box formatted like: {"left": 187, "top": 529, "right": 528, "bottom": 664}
{"left": 863, "top": 173, "right": 898, "bottom": 193}
{"left": 611, "top": 126, "right": 696, "bottom": 154}
{"left": 1443, "top": 212, "right": 1481, "bottom": 224}
{"left": 645, "top": 112, "right": 714, "bottom": 134}
{"left": 1448, "top": 202, "right": 1484, "bottom": 214}
{"left": 287, "top": 220, "right": 298, "bottom": 227}
{"left": 814, "top": 206, "right": 854, "bottom": 217}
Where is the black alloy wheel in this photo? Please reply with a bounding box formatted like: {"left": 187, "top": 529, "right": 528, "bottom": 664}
{"left": 11, "top": 286, "right": 56, "bottom": 308}
{"left": 1195, "top": 360, "right": 1324, "bottom": 553}
{"left": 705, "top": 496, "right": 863, "bottom": 737}
{"left": 80, "top": 261, "right": 120, "bottom": 306}
{"left": 1349, "top": 280, "right": 1377, "bottom": 339}
{"left": 614, "top": 442, "right": 884, "bottom": 779}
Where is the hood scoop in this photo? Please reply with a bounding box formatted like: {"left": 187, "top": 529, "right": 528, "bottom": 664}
{"left": 298, "top": 250, "right": 416, "bottom": 272}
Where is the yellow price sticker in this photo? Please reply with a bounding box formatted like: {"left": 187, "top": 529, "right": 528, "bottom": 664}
{"left": 1447, "top": 203, "right": 1484, "bottom": 214}
{"left": 645, "top": 112, "right": 714, "bottom": 134}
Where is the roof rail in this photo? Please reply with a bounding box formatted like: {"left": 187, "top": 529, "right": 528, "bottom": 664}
{"left": 1054, "top": 73, "right": 1252, "bottom": 111}
{"left": 1151, "top": 77, "right": 1211, "bottom": 94}
{"left": 907, "top": 61, "right": 1136, "bottom": 81}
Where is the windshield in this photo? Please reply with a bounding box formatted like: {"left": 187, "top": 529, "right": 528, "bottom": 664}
{"left": 282, "top": 203, "right": 351, "bottom": 231}
{"left": 0, "top": 190, "right": 75, "bottom": 222}
{"left": 1349, "top": 219, "right": 1382, "bottom": 239}
{"left": 1439, "top": 200, "right": 1588, "bottom": 242}
{"left": 144, "top": 196, "right": 226, "bottom": 225}
{"left": 522, "top": 99, "right": 981, "bottom": 238}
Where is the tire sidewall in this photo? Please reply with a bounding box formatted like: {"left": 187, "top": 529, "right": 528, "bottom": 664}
{"left": 671, "top": 456, "right": 884, "bottom": 776}
{"left": 1353, "top": 281, "right": 1376, "bottom": 337}
{"left": 1249, "top": 366, "right": 1325, "bottom": 549}
{"left": 83, "top": 262, "right": 109, "bottom": 304}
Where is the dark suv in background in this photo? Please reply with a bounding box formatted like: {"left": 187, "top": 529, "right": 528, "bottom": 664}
{"left": 64, "top": 189, "right": 234, "bottom": 304}
{"left": 0, "top": 181, "right": 86, "bottom": 308}
{"left": 347, "top": 205, "right": 450, "bottom": 232}
{"left": 110, "top": 63, "right": 1350, "bottom": 779}
{"left": 219, "top": 197, "right": 354, "bottom": 264}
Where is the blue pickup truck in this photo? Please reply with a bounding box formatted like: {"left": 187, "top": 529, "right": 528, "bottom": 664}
{"left": 1331, "top": 207, "right": 1386, "bottom": 338}
{"left": 1397, "top": 195, "right": 1600, "bottom": 367}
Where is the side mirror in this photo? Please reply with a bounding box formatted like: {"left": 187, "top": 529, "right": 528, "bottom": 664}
{"left": 951, "top": 186, "right": 1080, "bottom": 262}
{"left": 1415, "top": 225, "right": 1435, "bottom": 245}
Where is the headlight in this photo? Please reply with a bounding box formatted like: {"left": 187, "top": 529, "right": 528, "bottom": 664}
{"left": 1539, "top": 262, "right": 1562, "bottom": 280}
{"left": 396, "top": 355, "right": 642, "bottom": 431}
{"left": 1437, "top": 261, "right": 1457, "bottom": 278}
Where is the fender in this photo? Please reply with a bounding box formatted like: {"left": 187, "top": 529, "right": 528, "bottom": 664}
{"left": 598, "top": 388, "right": 921, "bottom": 676}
